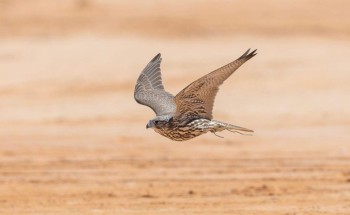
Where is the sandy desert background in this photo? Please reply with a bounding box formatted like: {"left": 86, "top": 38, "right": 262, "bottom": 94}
{"left": 0, "top": 0, "right": 350, "bottom": 214}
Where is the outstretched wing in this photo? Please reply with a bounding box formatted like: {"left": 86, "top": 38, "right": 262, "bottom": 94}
{"left": 173, "top": 49, "right": 257, "bottom": 124}
{"left": 134, "top": 53, "right": 176, "bottom": 116}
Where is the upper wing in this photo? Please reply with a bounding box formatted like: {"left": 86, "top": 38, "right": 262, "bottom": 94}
{"left": 134, "top": 53, "right": 176, "bottom": 116}
{"left": 173, "top": 49, "right": 257, "bottom": 124}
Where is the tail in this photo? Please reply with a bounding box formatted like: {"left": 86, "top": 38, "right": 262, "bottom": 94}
{"left": 210, "top": 120, "right": 254, "bottom": 135}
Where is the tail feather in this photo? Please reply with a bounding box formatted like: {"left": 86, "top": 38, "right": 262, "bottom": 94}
{"left": 211, "top": 120, "right": 254, "bottom": 133}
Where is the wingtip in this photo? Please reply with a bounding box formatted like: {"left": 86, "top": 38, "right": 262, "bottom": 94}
{"left": 251, "top": 49, "right": 257, "bottom": 56}
{"left": 151, "top": 53, "right": 162, "bottom": 62}
{"left": 239, "top": 48, "right": 257, "bottom": 60}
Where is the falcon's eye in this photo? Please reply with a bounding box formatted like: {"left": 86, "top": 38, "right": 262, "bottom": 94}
{"left": 154, "top": 120, "right": 159, "bottom": 124}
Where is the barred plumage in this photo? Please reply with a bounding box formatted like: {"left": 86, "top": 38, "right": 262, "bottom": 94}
{"left": 134, "top": 49, "right": 257, "bottom": 141}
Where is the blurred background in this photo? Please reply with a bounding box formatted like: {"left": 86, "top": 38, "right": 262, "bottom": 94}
{"left": 0, "top": 0, "right": 349, "bottom": 214}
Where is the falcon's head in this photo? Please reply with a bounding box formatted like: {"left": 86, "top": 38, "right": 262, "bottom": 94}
{"left": 146, "top": 115, "right": 173, "bottom": 129}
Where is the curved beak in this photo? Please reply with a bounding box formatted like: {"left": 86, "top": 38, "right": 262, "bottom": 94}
{"left": 146, "top": 121, "right": 153, "bottom": 129}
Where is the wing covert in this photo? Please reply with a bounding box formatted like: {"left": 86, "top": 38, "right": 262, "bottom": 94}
{"left": 173, "top": 49, "right": 257, "bottom": 124}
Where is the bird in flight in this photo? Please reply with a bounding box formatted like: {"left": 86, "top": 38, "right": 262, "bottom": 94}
{"left": 134, "top": 49, "right": 257, "bottom": 141}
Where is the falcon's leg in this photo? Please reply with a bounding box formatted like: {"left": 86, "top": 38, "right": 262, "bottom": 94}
{"left": 213, "top": 132, "right": 224, "bottom": 138}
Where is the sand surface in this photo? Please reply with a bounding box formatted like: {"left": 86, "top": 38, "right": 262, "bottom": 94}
{"left": 0, "top": 1, "right": 350, "bottom": 214}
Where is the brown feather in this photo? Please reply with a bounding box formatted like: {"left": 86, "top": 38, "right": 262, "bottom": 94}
{"left": 173, "top": 49, "right": 257, "bottom": 124}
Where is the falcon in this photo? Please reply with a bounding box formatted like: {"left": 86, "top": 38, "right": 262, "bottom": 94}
{"left": 134, "top": 49, "right": 257, "bottom": 141}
